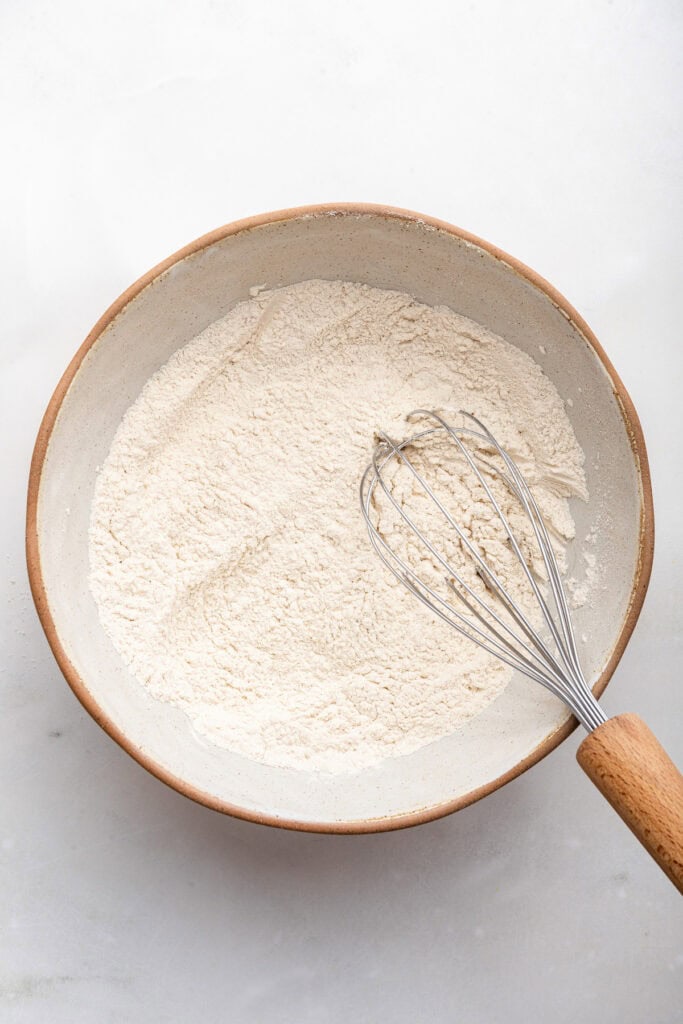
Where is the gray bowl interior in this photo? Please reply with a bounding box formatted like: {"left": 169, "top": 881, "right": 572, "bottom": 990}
{"left": 36, "top": 211, "right": 643, "bottom": 827}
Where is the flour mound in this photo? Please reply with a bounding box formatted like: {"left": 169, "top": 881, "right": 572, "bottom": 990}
{"left": 89, "top": 280, "right": 586, "bottom": 773}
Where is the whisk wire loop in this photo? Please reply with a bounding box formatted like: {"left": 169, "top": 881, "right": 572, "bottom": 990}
{"left": 456, "top": 411, "right": 584, "bottom": 677}
{"left": 372, "top": 430, "right": 579, "bottom": 692}
{"left": 360, "top": 410, "right": 607, "bottom": 732}
{"left": 411, "top": 410, "right": 582, "bottom": 680}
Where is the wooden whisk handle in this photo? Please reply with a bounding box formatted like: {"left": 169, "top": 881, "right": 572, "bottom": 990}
{"left": 577, "top": 714, "right": 683, "bottom": 893}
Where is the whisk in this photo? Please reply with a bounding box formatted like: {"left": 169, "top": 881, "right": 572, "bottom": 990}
{"left": 361, "top": 409, "right": 683, "bottom": 891}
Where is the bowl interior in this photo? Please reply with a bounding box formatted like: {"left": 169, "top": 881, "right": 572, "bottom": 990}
{"left": 34, "top": 209, "right": 646, "bottom": 829}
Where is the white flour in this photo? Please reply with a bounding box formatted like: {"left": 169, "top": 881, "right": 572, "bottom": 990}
{"left": 89, "top": 280, "right": 586, "bottom": 773}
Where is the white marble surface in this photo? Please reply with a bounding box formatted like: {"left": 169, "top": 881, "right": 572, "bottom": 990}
{"left": 2, "top": 2, "right": 682, "bottom": 1021}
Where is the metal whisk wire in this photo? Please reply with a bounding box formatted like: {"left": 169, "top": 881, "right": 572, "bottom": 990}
{"left": 360, "top": 409, "right": 606, "bottom": 732}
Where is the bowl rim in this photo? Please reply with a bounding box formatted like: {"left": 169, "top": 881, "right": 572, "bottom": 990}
{"left": 26, "top": 202, "right": 655, "bottom": 833}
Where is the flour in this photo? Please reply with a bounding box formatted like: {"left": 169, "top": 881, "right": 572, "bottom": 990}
{"left": 89, "top": 280, "right": 586, "bottom": 774}
{"left": 568, "top": 547, "right": 601, "bottom": 608}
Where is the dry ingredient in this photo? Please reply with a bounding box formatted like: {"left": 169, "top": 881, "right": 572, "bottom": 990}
{"left": 89, "top": 280, "right": 587, "bottom": 773}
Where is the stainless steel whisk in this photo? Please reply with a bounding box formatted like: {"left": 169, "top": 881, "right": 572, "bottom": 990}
{"left": 361, "top": 409, "right": 683, "bottom": 891}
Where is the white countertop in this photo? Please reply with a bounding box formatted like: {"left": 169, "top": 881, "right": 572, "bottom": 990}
{"left": 2, "top": 2, "right": 682, "bottom": 1021}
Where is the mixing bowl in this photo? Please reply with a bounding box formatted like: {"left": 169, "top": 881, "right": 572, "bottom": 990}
{"left": 26, "top": 204, "right": 653, "bottom": 832}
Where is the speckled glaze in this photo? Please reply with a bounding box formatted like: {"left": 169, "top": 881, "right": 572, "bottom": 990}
{"left": 26, "top": 204, "right": 654, "bottom": 832}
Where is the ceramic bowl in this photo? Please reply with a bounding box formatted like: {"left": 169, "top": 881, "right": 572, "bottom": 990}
{"left": 27, "top": 204, "right": 653, "bottom": 832}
